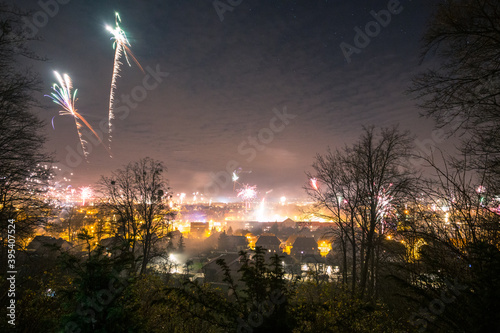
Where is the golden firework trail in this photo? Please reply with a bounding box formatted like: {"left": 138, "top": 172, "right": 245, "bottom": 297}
{"left": 106, "top": 12, "right": 144, "bottom": 151}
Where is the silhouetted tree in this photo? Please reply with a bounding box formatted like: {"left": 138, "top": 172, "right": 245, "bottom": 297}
{"left": 0, "top": 3, "right": 52, "bottom": 257}
{"left": 270, "top": 222, "right": 279, "bottom": 235}
{"left": 410, "top": 0, "right": 500, "bottom": 185}
{"left": 307, "top": 126, "right": 416, "bottom": 299}
{"left": 396, "top": 153, "right": 500, "bottom": 332}
{"left": 177, "top": 234, "right": 185, "bottom": 254}
{"left": 58, "top": 231, "right": 134, "bottom": 333}
{"left": 98, "top": 157, "right": 172, "bottom": 274}
{"left": 217, "top": 231, "right": 229, "bottom": 251}
{"left": 169, "top": 247, "right": 293, "bottom": 332}
{"left": 59, "top": 206, "right": 84, "bottom": 242}
{"left": 0, "top": 9, "right": 53, "bottom": 328}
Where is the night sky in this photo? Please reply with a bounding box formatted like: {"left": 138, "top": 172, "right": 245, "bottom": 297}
{"left": 15, "top": 0, "right": 445, "bottom": 200}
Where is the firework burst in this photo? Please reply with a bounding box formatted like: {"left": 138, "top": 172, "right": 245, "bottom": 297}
{"left": 46, "top": 71, "right": 103, "bottom": 160}
{"left": 376, "top": 184, "right": 394, "bottom": 233}
{"left": 237, "top": 184, "right": 257, "bottom": 210}
{"left": 310, "top": 177, "right": 319, "bottom": 191}
{"left": 80, "top": 186, "right": 93, "bottom": 206}
{"left": 106, "top": 12, "right": 144, "bottom": 151}
{"left": 237, "top": 184, "right": 257, "bottom": 201}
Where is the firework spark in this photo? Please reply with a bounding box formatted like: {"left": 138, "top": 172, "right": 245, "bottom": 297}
{"left": 46, "top": 72, "right": 102, "bottom": 159}
{"left": 237, "top": 184, "right": 257, "bottom": 201}
{"left": 80, "top": 186, "right": 93, "bottom": 206}
{"left": 310, "top": 178, "right": 319, "bottom": 191}
{"left": 232, "top": 168, "right": 252, "bottom": 191}
{"left": 376, "top": 184, "right": 394, "bottom": 233}
{"left": 106, "top": 12, "right": 144, "bottom": 150}
{"left": 232, "top": 172, "right": 239, "bottom": 183}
